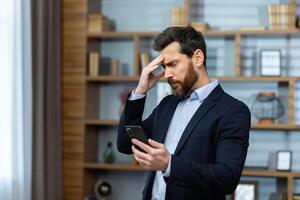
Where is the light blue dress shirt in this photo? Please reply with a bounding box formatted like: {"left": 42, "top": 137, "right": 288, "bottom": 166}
{"left": 129, "top": 80, "right": 219, "bottom": 200}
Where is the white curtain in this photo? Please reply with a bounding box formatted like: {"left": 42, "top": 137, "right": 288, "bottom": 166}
{"left": 0, "top": 0, "right": 32, "bottom": 199}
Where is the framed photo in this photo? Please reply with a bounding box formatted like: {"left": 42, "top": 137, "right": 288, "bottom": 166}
{"left": 232, "top": 180, "right": 258, "bottom": 200}
{"left": 276, "top": 150, "right": 292, "bottom": 171}
{"left": 260, "top": 50, "right": 281, "bottom": 76}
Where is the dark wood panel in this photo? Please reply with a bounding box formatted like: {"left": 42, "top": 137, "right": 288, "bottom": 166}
{"left": 62, "top": 0, "right": 87, "bottom": 199}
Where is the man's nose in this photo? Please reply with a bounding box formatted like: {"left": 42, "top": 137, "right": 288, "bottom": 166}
{"left": 164, "top": 67, "right": 172, "bottom": 79}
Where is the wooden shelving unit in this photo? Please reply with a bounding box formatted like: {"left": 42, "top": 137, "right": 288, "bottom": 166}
{"left": 85, "top": 119, "right": 300, "bottom": 131}
{"left": 242, "top": 169, "right": 300, "bottom": 178}
{"left": 62, "top": 1, "right": 300, "bottom": 200}
{"left": 86, "top": 75, "right": 140, "bottom": 82}
{"left": 85, "top": 119, "right": 119, "bottom": 126}
{"left": 84, "top": 162, "right": 144, "bottom": 171}
{"left": 84, "top": 162, "right": 300, "bottom": 180}
{"left": 86, "top": 75, "right": 300, "bottom": 82}
{"left": 83, "top": 162, "right": 300, "bottom": 178}
{"left": 87, "top": 29, "right": 300, "bottom": 39}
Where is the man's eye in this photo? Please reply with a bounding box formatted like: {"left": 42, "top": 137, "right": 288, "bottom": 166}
{"left": 171, "top": 62, "right": 177, "bottom": 66}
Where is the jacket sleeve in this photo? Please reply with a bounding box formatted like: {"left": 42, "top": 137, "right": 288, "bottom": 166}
{"left": 164, "top": 102, "right": 251, "bottom": 195}
{"left": 117, "top": 94, "right": 158, "bottom": 154}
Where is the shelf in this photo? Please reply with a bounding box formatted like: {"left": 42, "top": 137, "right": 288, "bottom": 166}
{"left": 243, "top": 169, "right": 300, "bottom": 178}
{"left": 86, "top": 75, "right": 140, "bottom": 82}
{"left": 238, "top": 29, "right": 300, "bottom": 36}
{"left": 85, "top": 119, "right": 119, "bottom": 126}
{"left": 217, "top": 76, "right": 299, "bottom": 82}
{"left": 86, "top": 75, "right": 300, "bottom": 83}
{"left": 87, "top": 32, "right": 158, "bottom": 39}
{"left": 251, "top": 123, "right": 300, "bottom": 130}
{"left": 86, "top": 29, "right": 300, "bottom": 39}
{"left": 87, "top": 32, "right": 137, "bottom": 39}
{"left": 84, "top": 162, "right": 145, "bottom": 171}
{"left": 85, "top": 119, "right": 300, "bottom": 130}
{"left": 84, "top": 162, "right": 300, "bottom": 178}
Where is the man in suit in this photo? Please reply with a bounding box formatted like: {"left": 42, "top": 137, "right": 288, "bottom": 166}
{"left": 117, "top": 26, "right": 251, "bottom": 200}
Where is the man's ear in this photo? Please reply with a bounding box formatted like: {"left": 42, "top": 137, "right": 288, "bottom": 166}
{"left": 192, "top": 49, "right": 204, "bottom": 68}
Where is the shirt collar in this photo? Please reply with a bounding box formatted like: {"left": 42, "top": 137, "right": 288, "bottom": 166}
{"left": 187, "top": 79, "right": 219, "bottom": 103}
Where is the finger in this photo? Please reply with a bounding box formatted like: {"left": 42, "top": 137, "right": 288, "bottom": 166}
{"left": 134, "top": 155, "right": 150, "bottom": 169}
{"left": 147, "top": 56, "right": 164, "bottom": 70}
{"left": 150, "top": 55, "right": 163, "bottom": 64}
{"left": 132, "top": 139, "right": 152, "bottom": 153}
{"left": 148, "top": 139, "right": 164, "bottom": 149}
{"left": 132, "top": 145, "right": 151, "bottom": 160}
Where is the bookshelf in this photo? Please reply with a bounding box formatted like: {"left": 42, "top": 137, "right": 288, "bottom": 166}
{"left": 62, "top": 1, "right": 300, "bottom": 200}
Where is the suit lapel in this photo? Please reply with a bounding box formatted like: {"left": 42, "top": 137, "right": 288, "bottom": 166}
{"left": 174, "top": 85, "right": 224, "bottom": 155}
{"left": 154, "top": 96, "right": 181, "bottom": 143}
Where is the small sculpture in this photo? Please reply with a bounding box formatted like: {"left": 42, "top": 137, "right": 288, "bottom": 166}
{"left": 103, "top": 142, "right": 116, "bottom": 163}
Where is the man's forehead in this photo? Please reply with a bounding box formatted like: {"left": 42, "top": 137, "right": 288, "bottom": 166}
{"left": 160, "top": 42, "right": 181, "bottom": 64}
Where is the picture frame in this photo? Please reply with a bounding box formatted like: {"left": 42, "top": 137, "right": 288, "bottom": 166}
{"left": 276, "top": 150, "right": 292, "bottom": 171}
{"left": 260, "top": 49, "right": 281, "bottom": 76}
{"left": 232, "top": 180, "right": 258, "bottom": 200}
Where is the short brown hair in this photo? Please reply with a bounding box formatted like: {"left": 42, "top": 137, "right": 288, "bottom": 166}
{"left": 153, "top": 26, "right": 206, "bottom": 67}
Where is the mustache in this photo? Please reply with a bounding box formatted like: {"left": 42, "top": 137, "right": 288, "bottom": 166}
{"left": 167, "top": 78, "right": 181, "bottom": 85}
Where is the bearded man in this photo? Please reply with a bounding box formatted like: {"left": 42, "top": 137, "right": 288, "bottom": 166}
{"left": 117, "top": 26, "right": 251, "bottom": 200}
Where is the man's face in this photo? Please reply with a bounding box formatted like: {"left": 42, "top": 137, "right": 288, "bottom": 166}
{"left": 161, "top": 42, "right": 198, "bottom": 97}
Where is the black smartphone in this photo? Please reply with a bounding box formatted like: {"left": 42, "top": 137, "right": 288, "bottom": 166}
{"left": 125, "top": 125, "right": 149, "bottom": 144}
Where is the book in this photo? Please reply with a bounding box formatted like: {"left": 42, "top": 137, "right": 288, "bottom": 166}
{"left": 99, "top": 57, "right": 112, "bottom": 75}
{"left": 87, "top": 14, "right": 114, "bottom": 32}
{"left": 110, "top": 59, "right": 119, "bottom": 76}
{"left": 139, "top": 52, "right": 150, "bottom": 68}
{"left": 268, "top": 3, "right": 296, "bottom": 30}
{"left": 171, "top": 6, "right": 189, "bottom": 27}
{"left": 88, "top": 52, "right": 99, "bottom": 76}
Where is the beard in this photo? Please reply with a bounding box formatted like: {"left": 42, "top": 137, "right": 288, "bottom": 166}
{"left": 168, "top": 64, "right": 198, "bottom": 97}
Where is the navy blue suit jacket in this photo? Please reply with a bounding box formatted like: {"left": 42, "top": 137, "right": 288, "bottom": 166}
{"left": 117, "top": 84, "right": 251, "bottom": 200}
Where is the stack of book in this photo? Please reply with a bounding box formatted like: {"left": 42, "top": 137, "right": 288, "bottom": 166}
{"left": 171, "top": 7, "right": 189, "bottom": 27}
{"left": 87, "top": 14, "right": 114, "bottom": 32}
{"left": 268, "top": 3, "right": 296, "bottom": 30}
{"left": 88, "top": 52, "right": 99, "bottom": 76}
{"left": 191, "top": 22, "right": 209, "bottom": 32}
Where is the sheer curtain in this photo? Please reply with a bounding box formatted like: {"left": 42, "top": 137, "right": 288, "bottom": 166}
{"left": 0, "top": 0, "right": 32, "bottom": 199}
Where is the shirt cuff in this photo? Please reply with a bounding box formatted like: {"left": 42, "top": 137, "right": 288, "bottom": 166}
{"left": 128, "top": 90, "right": 146, "bottom": 101}
{"left": 162, "top": 156, "right": 171, "bottom": 177}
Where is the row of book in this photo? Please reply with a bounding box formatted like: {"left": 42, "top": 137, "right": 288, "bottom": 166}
{"left": 88, "top": 52, "right": 129, "bottom": 76}
{"left": 88, "top": 52, "right": 155, "bottom": 76}
{"left": 87, "top": 14, "right": 114, "bottom": 32}
{"left": 268, "top": 3, "right": 297, "bottom": 30}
